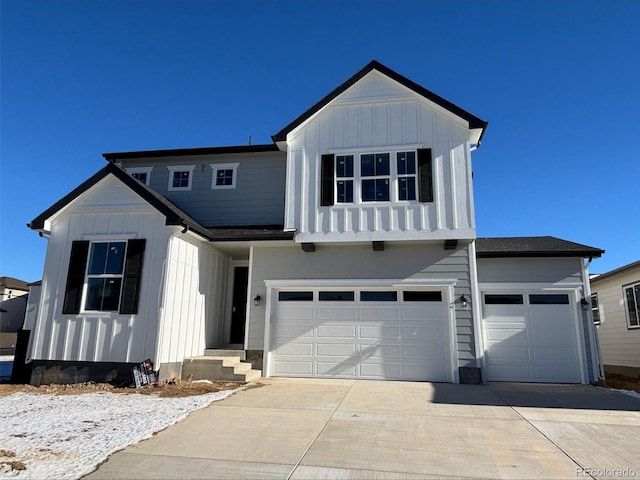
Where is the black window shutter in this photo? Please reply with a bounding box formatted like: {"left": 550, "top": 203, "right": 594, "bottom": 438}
{"left": 119, "top": 239, "right": 146, "bottom": 315}
{"left": 62, "top": 241, "right": 90, "bottom": 314}
{"left": 320, "top": 154, "right": 335, "bottom": 206}
{"left": 418, "top": 148, "right": 434, "bottom": 202}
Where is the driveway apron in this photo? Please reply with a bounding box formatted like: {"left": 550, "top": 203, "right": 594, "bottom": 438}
{"left": 85, "top": 378, "right": 640, "bottom": 480}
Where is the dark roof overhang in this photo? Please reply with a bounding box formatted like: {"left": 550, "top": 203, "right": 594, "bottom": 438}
{"left": 475, "top": 236, "right": 605, "bottom": 259}
{"left": 102, "top": 144, "right": 279, "bottom": 162}
{"left": 28, "top": 162, "right": 214, "bottom": 240}
{"left": 272, "top": 60, "right": 488, "bottom": 145}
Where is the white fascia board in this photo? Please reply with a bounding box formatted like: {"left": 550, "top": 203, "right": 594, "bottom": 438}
{"left": 478, "top": 282, "right": 585, "bottom": 291}
{"left": 293, "top": 228, "right": 476, "bottom": 243}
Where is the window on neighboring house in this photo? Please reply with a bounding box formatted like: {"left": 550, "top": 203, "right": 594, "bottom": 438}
{"left": 591, "top": 294, "right": 601, "bottom": 324}
{"left": 210, "top": 163, "right": 239, "bottom": 189}
{"left": 62, "top": 239, "right": 146, "bottom": 315}
{"left": 167, "top": 165, "right": 196, "bottom": 191}
{"left": 623, "top": 282, "right": 640, "bottom": 329}
{"left": 320, "top": 148, "right": 433, "bottom": 206}
{"left": 126, "top": 167, "right": 153, "bottom": 186}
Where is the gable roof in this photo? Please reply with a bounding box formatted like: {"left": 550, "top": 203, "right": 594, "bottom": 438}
{"left": 28, "top": 162, "right": 214, "bottom": 240}
{"left": 0, "top": 277, "right": 30, "bottom": 291}
{"left": 476, "top": 236, "right": 604, "bottom": 259}
{"left": 272, "top": 60, "right": 488, "bottom": 145}
{"left": 591, "top": 259, "right": 640, "bottom": 284}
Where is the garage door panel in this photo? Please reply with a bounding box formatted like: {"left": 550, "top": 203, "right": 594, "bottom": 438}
{"left": 274, "top": 343, "right": 314, "bottom": 356}
{"left": 317, "top": 307, "right": 356, "bottom": 321}
{"left": 358, "top": 343, "right": 401, "bottom": 360}
{"left": 317, "top": 325, "right": 357, "bottom": 338}
{"left": 403, "top": 325, "right": 446, "bottom": 340}
{"left": 359, "top": 325, "right": 400, "bottom": 339}
{"left": 273, "top": 324, "right": 314, "bottom": 339}
{"left": 532, "top": 346, "right": 577, "bottom": 363}
{"left": 317, "top": 343, "right": 357, "bottom": 356}
{"left": 486, "top": 346, "right": 532, "bottom": 361}
{"left": 403, "top": 306, "right": 444, "bottom": 321}
{"left": 359, "top": 363, "right": 402, "bottom": 378}
{"left": 358, "top": 307, "right": 400, "bottom": 321}
{"left": 485, "top": 327, "right": 529, "bottom": 343}
{"left": 533, "top": 366, "right": 580, "bottom": 383}
{"left": 274, "top": 361, "right": 314, "bottom": 375}
{"left": 317, "top": 362, "right": 357, "bottom": 376}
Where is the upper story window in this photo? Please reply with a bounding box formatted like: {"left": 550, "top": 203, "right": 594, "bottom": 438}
{"left": 126, "top": 167, "right": 153, "bottom": 186}
{"left": 210, "top": 163, "right": 239, "bottom": 189}
{"left": 167, "top": 165, "right": 196, "bottom": 191}
{"left": 321, "top": 148, "right": 432, "bottom": 206}
{"left": 624, "top": 281, "right": 640, "bottom": 329}
{"left": 85, "top": 242, "right": 126, "bottom": 311}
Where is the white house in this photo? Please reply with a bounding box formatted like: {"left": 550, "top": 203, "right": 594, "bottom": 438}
{"left": 591, "top": 260, "right": 640, "bottom": 377}
{"left": 25, "top": 60, "right": 604, "bottom": 386}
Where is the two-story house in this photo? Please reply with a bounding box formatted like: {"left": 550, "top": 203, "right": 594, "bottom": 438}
{"left": 25, "top": 60, "right": 604, "bottom": 386}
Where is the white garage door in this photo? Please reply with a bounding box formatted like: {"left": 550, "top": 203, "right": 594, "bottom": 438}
{"left": 270, "top": 288, "right": 452, "bottom": 381}
{"left": 482, "top": 292, "right": 582, "bottom": 383}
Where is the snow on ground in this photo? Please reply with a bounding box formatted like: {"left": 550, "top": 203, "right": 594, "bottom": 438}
{"left": 609, "top": 387, "right": 640, "bottom": 401}
{"left": 0, "top": 389, "right": 234, "bottom": 479}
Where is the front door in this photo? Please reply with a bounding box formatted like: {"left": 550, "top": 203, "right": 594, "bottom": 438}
{"left": 229, "top": 266, "right": 249, "bottom": 345}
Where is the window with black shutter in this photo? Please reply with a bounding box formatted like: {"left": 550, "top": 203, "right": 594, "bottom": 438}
{"left": 61, "top": 239, "right": 146, "bottom": 314}
{"left": 320, "top": 154, "right": 335, "bottom": 206}
{"left": 417, "top": 148, "right": 434, "bottom": 202}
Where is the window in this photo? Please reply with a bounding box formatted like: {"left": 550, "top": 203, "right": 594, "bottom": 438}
{"left": 591, "top": 294, "right": 601, "bottom": 324}
{"left": 397, "top": 152, "right": 417, "bottom": 201}
{"left": 62, "top": 239, "right": 146, "bottom": 315}
{"left": 403, "top": 291, "right": 442, "bottom": 302}
{"left": 126, "top": 167, "right": 153, "bottom": 186}
{"left": 361, "top": 153, "right": 390, "bottom": 202}
{"left": 167, "top": 165, "right": 196, "bottom": 191}
{"left": 319, "top": 291, "right": 354, "bottom": 301}
{"left": 529, "top": 294, "right": 569, "bottom": 305}
{"left": 623, "top": 282, "right": 640, "bottom": 329}
{"left": 85, "top": 242, "right": 126, "bottom": 311}
{"left": 320, "top": 149, "right": 433, "bottom": 206}
{"left": 336, "top": 155, "right": 354, "bottom": 203}
{"left": 484, "top": 294, "right": 524, "bottom": 305}
{"left": 210, "top": 163, "right": 239, "bottom": 189}
{"left": 278, "top": 291, "right": 314, "bottom": 301}
{"left": 360, "top": 291, "right": 397, "bottom": 302}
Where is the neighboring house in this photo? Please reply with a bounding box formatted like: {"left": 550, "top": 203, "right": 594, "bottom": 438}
{"left": 0, "top": 276, "right": 30, "bottom": 301}
{"left": 25, "top": 60, "right": 604, "bottom": 386}
{"left": 591, "top": 260, "right": 640, "bottom": 377}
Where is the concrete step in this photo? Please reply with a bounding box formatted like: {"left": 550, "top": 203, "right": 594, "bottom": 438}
{"left": 204, "top": 349, "right": 246, "bottom": 361}
{"left": 182, "top": 356, "right": 261, "bottom": 383}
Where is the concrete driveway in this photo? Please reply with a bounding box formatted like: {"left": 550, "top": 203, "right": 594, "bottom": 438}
{"left": 86, "top": 379, "right": 640, "bottom": 479}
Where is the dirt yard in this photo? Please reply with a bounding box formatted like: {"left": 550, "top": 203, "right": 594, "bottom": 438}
{"left": 0, "top": 379, "right": 245, "bottom": 397}
{"left": 598, "top": 373, "right": 640, "bottom": 394}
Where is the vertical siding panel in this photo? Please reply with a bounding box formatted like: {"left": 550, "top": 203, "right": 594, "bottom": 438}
{"left": 374, "top": 104, "right": 388, "bottom": 146}
{"left": 346, "top": 107, "right": 359, "bottom": 148}
{"left": 388, "top": 103, "right": 403, "bottom": 145}
{"left": 360, "top": 105, "right": 374, "bottom": 146}
{"left": 404, "top": 101, "right": 419, "bottom": 144}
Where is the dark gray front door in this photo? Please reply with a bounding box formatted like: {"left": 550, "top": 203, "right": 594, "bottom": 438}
{"left": 229, "top": 266, "right": 249, "bottom": 345}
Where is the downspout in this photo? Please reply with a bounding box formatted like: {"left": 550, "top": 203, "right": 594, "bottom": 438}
{"left": 582, "top": 258, "right": 605, "bottom": 381}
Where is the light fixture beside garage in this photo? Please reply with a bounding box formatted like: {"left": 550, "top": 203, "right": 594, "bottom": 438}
{"left": 253, "top": 295, "right": 261, "bottom": 307}
{"left": 459, "top": 294, "right": 469, "bottom": 309}
{"left": 580, "top": 297, "right": 589, "bottom": 310}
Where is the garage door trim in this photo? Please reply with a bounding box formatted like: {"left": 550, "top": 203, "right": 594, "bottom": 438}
{"left": 263, "top": 278, "right": 459, "bottom": 382}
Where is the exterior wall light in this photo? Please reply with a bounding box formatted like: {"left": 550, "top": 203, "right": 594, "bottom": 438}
{"left": 460, "top": 295, "right": 469, "bottom": 309}
{"left": 253, "top": 295, "right": 261, "bottom": 307}
{"left": 580, "top": 297, "right": 589, "bottom": 311}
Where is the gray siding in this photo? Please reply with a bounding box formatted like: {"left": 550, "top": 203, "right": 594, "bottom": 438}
{"left": 477, "top": 257, "right": 583, "bottom": 285}
{"left": 122, "top": 151, "right": 286, "bottom": 226}
{"left": 248, "top": 242, "right": 475, "bottom": 367}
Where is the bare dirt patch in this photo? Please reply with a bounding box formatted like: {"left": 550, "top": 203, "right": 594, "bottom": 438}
{"left": 598, "top": 373, "right": 640, "bottom": 394}
{"left": 0, "top": 379, "right": 243, "bottom": 397}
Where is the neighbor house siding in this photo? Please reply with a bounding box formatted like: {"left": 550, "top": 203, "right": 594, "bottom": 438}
{"left": 156, "top": 234, "right": 229, "bottom": 376}
{"left": 284, "top": 71, "right": 475, "bottom": 242}
{"left": 121, "top": 151, "right": 286, "bottom": 226}
{"left": 28, "top": 177, "right": 171, "bottom": 365}
{"left": 592, "top": 266, "right": 640, "bottom": 369}
{"left": 247, "top": 242, "right": 475, "bottom": 367}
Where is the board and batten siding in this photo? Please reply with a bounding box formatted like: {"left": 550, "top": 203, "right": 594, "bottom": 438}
{"left": 592, "top": 265, "right": 640, "bottom": 369}
{"left": 284, "top": 71, "right": 475, "bottom": 242}
{"left": 247, "top": 243, "right": 475, "bottom": 367}
{"left": 156, "top": 234, "right": 229, "bottom": 373}
{"left": 28, "top": 177, "right": 171, "bottom": 365}
{"left": 121, "top": 151, "right": 286, "bottom": 226}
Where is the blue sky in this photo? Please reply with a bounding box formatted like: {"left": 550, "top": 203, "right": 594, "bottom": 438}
{"left": 1, "top": 0, "right": 638, "bottom": 282}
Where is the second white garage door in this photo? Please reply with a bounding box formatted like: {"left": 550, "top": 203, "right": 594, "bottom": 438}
{"left": 482, "top": 292, "right": 583, "bottom": 383}
{"left": 269, "top": 288, "right": 453, "bottom": 381}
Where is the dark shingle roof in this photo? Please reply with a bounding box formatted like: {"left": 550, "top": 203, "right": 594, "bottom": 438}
{"left": 28, "top": 163, "right": 214, "bottom": 240}
{"left": 272, "top": 60, "right": 488, "bottom": 144}
{"left": 102, "top": 144, "right": 280, "bottom": 161}
{"left": 476, "top": 236, "right": 604, "bottom": 258}
{"left": 206, "top": 226, "right": 294, "bottom": 242}
{"left": 0, "top": 277, "right": 30, "bottom": 290}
